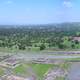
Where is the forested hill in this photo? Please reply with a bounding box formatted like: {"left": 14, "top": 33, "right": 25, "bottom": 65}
{"left": 0, "top": 23, "right": 80, "bottom": 50}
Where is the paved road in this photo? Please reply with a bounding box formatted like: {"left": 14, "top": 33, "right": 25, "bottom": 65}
{"left": 10, "top": 53, "right": 80, "bottom": 61}
{"left": 1, "top": 51, "right": 80, "bottom": 60}
{"left": 66, "top": 62, "right": 80, "bottom": 80}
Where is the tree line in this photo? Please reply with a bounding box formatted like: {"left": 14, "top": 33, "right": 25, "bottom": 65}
{"left": 0, "top": 23, "right": 80, "bottom": 50}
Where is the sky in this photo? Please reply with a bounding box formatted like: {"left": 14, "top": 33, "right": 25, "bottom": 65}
{"left": 0, "top": 0, "right": 80, "bottom": 24}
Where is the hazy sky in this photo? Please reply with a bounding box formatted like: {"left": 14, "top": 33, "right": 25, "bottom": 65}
{"left": 0, "top": 0, "right": 80, "bottom": 24}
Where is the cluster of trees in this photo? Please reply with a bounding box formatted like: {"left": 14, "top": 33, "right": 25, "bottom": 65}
{"left": 0, "top": 23, "right": 80, "bottom": 50}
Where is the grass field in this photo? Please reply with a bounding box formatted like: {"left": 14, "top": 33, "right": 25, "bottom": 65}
{"left": 13, "top": 63, "right": 70, "bottom": 80}
{"left": 13, "top": 64, "right": 31, "bottom": 77}
{"left": 13, "top": 63, "right": 56, "bottom": 80}
{"left": 29, "top": 63, "right": 56, "bottom": 80}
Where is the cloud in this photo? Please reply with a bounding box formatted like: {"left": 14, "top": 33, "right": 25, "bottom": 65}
{"left": 63, "top": 0, "right": 72, "bottom": 8}
{"left": 6, "top": 0, "right": 13, "bottom": 4}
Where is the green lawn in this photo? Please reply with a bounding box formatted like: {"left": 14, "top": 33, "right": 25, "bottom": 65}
{"left": 13, "top": 63, "right": 55, "bottom": 80}
{"left": 13, "top": 62, "right": 71, "bottom": 80}
{"left": 13, "top": 64, "right": 30, "bottom": 76}
{"left": 29, "top": 63, "right": 56, "bottom": 80}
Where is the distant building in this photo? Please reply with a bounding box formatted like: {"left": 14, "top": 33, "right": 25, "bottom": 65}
{"left": 72, "top": 37, "right": 80, "bottom": 42}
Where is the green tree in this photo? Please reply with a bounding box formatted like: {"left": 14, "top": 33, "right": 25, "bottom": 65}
{"left": 18, "top": 44, "right": 26, "bottom": 50}
{"left": 71, "top": 44, "right": 75, "bottom": 49}
{"left": 40, "top": 44, "right": 46, "bottom": 50}
{"left": 58, "top": 43, "right": 65, "bottom": 49}
{"left": 75, "top": 40, "right": 79, "bottom": 44}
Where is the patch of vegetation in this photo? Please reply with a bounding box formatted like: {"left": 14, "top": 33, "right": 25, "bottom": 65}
{"left": 65, "top": 57, "right": 80, "bottom": 61}
{"left": 13, "top": 63, "right": 56, "bottom": 80}
{"left": 1, "top": 23, "right": 80, "bottom": 51}
{"left": 13, "top": 64, "right": 30, "bottom": 76}
{"left": 0, "top": 67, "right": 4, "bottom": 76}
{"left": 55, "top": 77, "right": 65, "bottom": 80}
{"left": 29, "top": 63, "right": 56, "bottom": 80}
{"left": 60, "top": 62, "right": 70, "bottom": 70}
{"left": 40, "top": 44, "right": 46, "bottom": 50}
{"left": 13, "top": 61, "right": 71, "bottom": 80}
